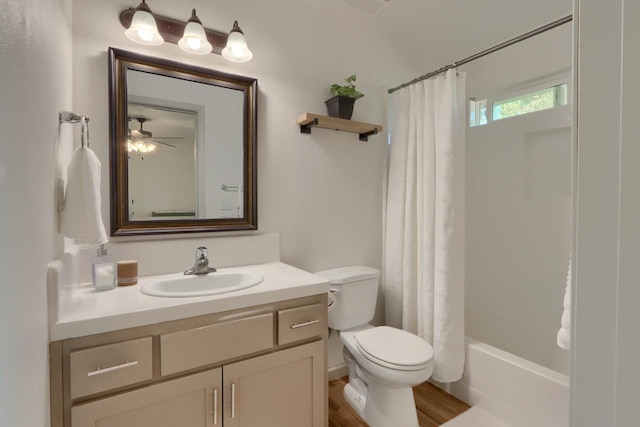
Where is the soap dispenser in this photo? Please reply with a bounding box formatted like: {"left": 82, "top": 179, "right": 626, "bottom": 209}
{"left": 92, "top": 244, "right": 116, "bottom": 291}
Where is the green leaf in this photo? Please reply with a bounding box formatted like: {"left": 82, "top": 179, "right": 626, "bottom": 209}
{"left": 329, "top": 74, "right": 364, "bottom": 99}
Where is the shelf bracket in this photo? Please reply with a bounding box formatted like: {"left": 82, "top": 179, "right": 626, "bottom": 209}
{"left": 359, "top": 128, "right": 378, "bottom": 142}
{"left": 300, "top": 118, "right": 319, "bottom": 134}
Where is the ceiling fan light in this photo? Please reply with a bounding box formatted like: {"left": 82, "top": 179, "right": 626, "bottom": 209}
{"left": 178, "top": 9, "right": 213, "bottom": 55}
{"left": 134, "top": 140, "right": 156, "bottom": 153}
{"left": 127, "top": 139, "right": 156, "bottom": 154}
{"left": 125, "top": 1, "right": 164, "bottom": 46}
{"left": 222, "top": 21, "right": 253, "bottom": 62}
{"left": 128, "top": 118, "right": 159, "bottom": 154}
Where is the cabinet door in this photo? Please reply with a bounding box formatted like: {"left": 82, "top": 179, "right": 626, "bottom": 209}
{"left": 223, "top": 340, "right": 326, "bottom": 427}
{"left": 71, "top": 368, "right": 222, "bottom": 427}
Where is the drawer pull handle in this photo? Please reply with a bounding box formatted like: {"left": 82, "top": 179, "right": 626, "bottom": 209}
{"left": 291, "top": 319, "right": 320, "bottom": 329}
{"left": 211, "top": 388, "right": 218, "bottom": 425}
{"left": 231, "top": 383, "right": 236, "bottom": 419}
{"left": 87, "top": 360, "right": 138, "bottom": 377}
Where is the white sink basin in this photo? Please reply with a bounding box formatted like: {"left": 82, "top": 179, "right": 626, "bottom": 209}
{"left": 141, "top": 271, "right": 264, "bottom": 297}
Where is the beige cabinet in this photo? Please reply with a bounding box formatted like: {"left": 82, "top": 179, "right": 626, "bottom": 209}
{"left": 71, "top": 368, "right": 222, "bottom": 427}
{"left": 223, "top": 340, "right": 325, "bottom": 427}
{"left": 50, "top": 295, "right": 328, "bottom": 427}
{"left": 70, "top": 341, "right": 324, "bottom": 427}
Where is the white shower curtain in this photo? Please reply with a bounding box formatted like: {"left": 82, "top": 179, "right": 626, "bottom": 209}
{"left": 384, "top": 69, "right": 466, "bottom": 382}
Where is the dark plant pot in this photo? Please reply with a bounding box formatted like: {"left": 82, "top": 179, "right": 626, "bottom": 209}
{"left": 325, "top": 95, "right": 356, "bottom": 120}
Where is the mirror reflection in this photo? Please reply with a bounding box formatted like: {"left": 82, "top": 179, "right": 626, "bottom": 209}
{"left": 127, "top": 105, "right": 198, "bottom": 220}
{"left": 109, "top": 48, "right": 257, "bottom": 236}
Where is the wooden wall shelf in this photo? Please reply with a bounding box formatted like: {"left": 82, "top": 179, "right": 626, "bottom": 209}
{"left": 297, "top": 113, "right": 383, "bottom": 141}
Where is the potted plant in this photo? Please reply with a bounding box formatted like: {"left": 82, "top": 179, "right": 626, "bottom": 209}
{"left": 325, "top": 74, "right": 364, "bottom": 120}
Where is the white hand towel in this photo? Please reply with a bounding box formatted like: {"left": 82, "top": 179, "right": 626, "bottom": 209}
{"left": 60, "top": 146, "right": 108, "bottom": 245}
{"left": 557, "top": 256, "right": 572, "bottom": 350}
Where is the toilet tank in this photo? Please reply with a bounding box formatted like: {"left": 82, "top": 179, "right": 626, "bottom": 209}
{"left": 315, "top": 266, "right": 380, "bottom": 330}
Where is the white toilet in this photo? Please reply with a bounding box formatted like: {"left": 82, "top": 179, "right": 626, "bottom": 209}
{"left": 315, "top": 266, "right": 434, "bottom": 427}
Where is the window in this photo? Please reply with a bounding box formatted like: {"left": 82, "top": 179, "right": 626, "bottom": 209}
{"left": 469, "top": 81, "right": 569, "bottom": 127}
{"left": 469, "top": 99, "right": 488, "bottom": 127}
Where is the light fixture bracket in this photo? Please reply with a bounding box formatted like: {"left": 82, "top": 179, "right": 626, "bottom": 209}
{"left": 119, "top": 8, "right": 228, "bottom": 55}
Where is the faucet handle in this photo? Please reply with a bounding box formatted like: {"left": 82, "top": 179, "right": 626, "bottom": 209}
{"left": 196, "top": 246, "right": 208, "bottom": 260}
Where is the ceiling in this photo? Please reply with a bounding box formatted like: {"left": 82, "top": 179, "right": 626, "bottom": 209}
{"left": 297, "top": 0, "right": 572, "bottom": 71}
{"left": 127, "top": 104, "right": 195, "bottom": 148}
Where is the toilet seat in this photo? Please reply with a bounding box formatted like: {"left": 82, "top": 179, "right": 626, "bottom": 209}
{"left": 354, "top": 326, "right": 433, "bottom": 371}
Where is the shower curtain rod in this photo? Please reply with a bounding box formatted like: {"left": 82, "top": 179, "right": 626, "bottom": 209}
{"left": 388, "top": 14, "right": 573, "bottom": 94}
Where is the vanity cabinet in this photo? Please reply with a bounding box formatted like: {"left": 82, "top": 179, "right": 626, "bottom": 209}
{"left": 223, "top": 341, "right": 324, "bottom": 427}
{"left": 50, "top": 295, "right": 328, "bottom": 427}
{"left": 71, "top": 368, "right": 222, "bottom": 427}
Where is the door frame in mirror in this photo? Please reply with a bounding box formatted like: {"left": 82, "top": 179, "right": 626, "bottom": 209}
{"left": 108, "top": 48, "right": 257, "bottom": 236}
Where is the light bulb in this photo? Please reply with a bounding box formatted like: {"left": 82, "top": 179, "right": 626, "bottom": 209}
{"left": 222, "top": 21, "right": 253, "bottom": 62}
{"left": 186, "top": 37, "right": 202, "bottom": 50}
{"left": 178, "top": 9, "right": 212, "bottom": 54}
{"left": 124, "top": 1, "right": 164, "bottom": 46}
{"left": 233, "top": 46, "right": 244, "bottom": 56}
{"left": 137, "top": 28, "right": 154, "bottom": 42}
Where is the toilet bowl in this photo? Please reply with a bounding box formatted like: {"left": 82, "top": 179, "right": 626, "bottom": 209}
{"left": 315, "top": 266, "right": 434, "bottom": 427}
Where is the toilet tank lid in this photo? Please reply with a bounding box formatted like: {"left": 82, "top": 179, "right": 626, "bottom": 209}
{"left": 314, "top": 266, "right": 380, "bottom": 285}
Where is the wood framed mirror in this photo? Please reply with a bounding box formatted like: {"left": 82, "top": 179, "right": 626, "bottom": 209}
{"left": 108, "top": 48, "right": 257, "bottom": 236}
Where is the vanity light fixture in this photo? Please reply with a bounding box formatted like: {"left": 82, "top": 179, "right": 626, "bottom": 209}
{"left": 124, "top": 0, "right": 164, "bottom": 46}
{"left": 178, "top": 9, "right": 213, "bottom": 55}
{"left": 120, "top": 3, "right": 252, "bottom": 62}
{"left": 221, "top": 21, "right": 253, "bottom": 63}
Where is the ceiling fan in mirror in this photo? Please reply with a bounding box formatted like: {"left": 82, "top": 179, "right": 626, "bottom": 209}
{"left": 127, "top": 117, "right": 184, "bottom": 154}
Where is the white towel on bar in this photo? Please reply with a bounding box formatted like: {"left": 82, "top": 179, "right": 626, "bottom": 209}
{"left": 557, "top": 256, "right": 572, "bottom": 350}
{"left": 60, "top": 146, "right": 108, "bottom": 245}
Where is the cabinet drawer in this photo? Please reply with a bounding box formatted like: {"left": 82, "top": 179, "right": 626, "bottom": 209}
{"left": 278, "top": 303, "right": 326, "bottom": 345}
{"left": 161, "top": 313, "right": 274, "bottom": 376}
{"left": 70, "top": 337, "right": 152, "bottom": 399}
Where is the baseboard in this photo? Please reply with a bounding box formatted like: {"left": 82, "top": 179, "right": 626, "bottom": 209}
{"left": 328, "top": 363, "right": 348, "bottom": 381}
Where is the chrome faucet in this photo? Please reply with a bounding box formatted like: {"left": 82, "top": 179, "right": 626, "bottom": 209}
{"left": 184, "top": 246, "right": 217, "bottom": 275}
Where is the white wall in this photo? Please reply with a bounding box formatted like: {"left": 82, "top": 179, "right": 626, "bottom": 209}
{"left": 572, "top": 1, "right": 640, "bottom": 425}
{"left": 0, "top": 0, "right": 72, "bottom": 426}
{"left": 462, "top": 24, "right": 573, "bottom": 375}
{"left": 616, "top": 2, "right": 640, "bottom": 422}
{"left": 128, "top": 137, "right": 197, "bottom": 218}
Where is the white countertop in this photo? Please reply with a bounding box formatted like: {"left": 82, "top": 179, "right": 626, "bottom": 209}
{"left": 50, "top": 262, "right": 329, "bottom": 341}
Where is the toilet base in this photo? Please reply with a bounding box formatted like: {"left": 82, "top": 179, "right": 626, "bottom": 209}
{"left": 343, "top": 383, "right": 366, "bottom": 417}
{"left": 343, "top": 377, "right": 420, "bottom": 427}
{"left": 362, "top": 379, "right": 419, "bottom": 427}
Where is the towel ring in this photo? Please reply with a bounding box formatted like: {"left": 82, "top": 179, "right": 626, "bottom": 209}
{"left": 59, "top": 110, "right": 90, "bottom": 148}
{"left": 81, "top": 116, "right": 90, "bottom": 148}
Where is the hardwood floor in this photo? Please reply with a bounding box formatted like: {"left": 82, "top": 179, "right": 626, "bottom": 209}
{"left": 329, "top": 377, "right": 470, "bottom": 427}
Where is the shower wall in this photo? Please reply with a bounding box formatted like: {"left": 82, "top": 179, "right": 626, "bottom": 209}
{"left": 461, "top": 24, "right": 573, "bottom": 375}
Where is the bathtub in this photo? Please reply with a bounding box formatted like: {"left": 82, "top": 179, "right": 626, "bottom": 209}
{"left": 437, "top": 337, "right": 569, "bottom": 427}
